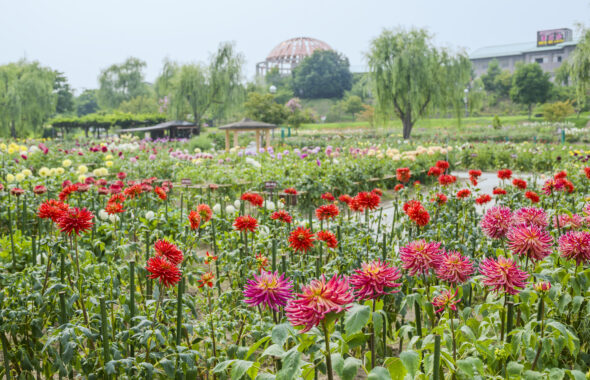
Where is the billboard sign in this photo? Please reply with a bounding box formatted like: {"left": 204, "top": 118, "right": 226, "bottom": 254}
{"left": 537, "top": 29, "right": 569, "bottom": 47}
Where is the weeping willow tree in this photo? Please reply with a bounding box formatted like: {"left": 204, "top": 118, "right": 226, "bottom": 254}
{"left": 0, "top": 60, "right": 56, "bottom": 138}
{"left": 568, "top": 27, "right": 590, "bottom": 112}
{"left": 161, "top": 42, "right": 243, "bottom": 134}
{"left": 367, "top": 28, "right": 471, "bottom": 139}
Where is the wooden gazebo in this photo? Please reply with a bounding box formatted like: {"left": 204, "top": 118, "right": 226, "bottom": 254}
{"left": 218, "top": 118, "right": 277, "bottom": 153}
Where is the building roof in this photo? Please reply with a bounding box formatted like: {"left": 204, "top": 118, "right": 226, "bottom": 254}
{"left": 118, "top": 120, "right": 197, "bottom": 133}
{"left": 218, "top": 118, "right": 277, "bottom": 130}
{"left": 470, "top": 40, "right": 578, "bottom": 60}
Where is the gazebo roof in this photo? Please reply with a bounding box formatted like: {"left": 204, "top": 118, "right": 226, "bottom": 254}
{"left": 218, "top": 118, "right": 277, "bottom": 130}
{"left": 118, "top": 120, "right": 198, "bottom": 133}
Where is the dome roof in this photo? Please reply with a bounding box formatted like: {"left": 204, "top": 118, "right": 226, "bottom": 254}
{"left": 266, "top": 37, "right": 332, "bottom": 63}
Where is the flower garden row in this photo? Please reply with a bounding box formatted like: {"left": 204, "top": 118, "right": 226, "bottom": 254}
{"left": 1, "top": 138, "right": 590, "bottom": 378}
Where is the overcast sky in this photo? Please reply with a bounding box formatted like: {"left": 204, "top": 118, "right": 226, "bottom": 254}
{"left": 1, "top": 0, "right": 588, "bottom": 92}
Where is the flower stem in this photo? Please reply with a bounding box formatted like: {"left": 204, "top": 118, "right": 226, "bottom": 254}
{"left": 449, "top": 309, "right": 457, "bottom": 363}
{"left": 322, "top": 320, "right": 334, "bottom": 380}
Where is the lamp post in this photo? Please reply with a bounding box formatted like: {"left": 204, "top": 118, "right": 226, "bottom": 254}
{"left": 463, "top": 88, "right": 469, "bottom": 117}
{"left": 269, "top": 85, "right": 277, "bottom": 95}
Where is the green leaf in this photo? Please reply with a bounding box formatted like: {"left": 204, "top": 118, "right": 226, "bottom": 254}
{"left": 567, "top": 369, "right": 586, "bottom": 380}
{"left": 246, "top": 336, "right": 270, "bottom": 360}
{"left": 368, "top": 366, "right": 391, "bottom": 380}
{"left": 344, "top": 304, "right": 371, "bottom": 335}
{"left": 261, "top": 344, "right": 285, "bottom": 358}
{"left": 332, "top": 353, "right": 344, "bottom": 377}
{"left": 231, "top": 360, "right": 254, "bottom": 380}
{"left": 105, "top": 360, "right": 116, "bottom": 375}
{"left": 456, "top": 359, "right": 473, "bottom": 377}
{"left": 383, "top": 357, "right": 406, "bottom": 380}
{"left": 507, "top": 361, "right": 523, "bottom": 376}
{"left": 271, "top": 324, "right": 291, "bottom": 347}
{"left": 400, "top": 350, "right": 420, "bottom": 378}
{"left": 549, "top": 368, "right": 565, "bottom": 380}
{"left": 276, "top": 348, "right": 301, "bottom": 380}
{"left": 159, "top": 358, "right": 175, "bottom": 378}
{"left": 255, "top": 373, "right": 276, "bottom": 380}
{"left": 213, "top": 360, "right": 235, "bottom": 374}
{"left": 523, "top": 370, "right": 543, "bottom": 379}
{"left": 341, "top": 357, "right": 362, "bottom": 380}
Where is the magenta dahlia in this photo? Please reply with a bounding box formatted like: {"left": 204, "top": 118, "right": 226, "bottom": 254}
{"left": 479, "top": 256, "right": 528, "bottom": 295}
{"left": 480, "top": 206, "right": 512, "bottom": 240}
{"left": 507, "top": 224, "right": 553, "bottom": 262}
{"left": 349, "top": 260, "right": 402, "bottom": 301}
{"left": 400, "top": 240, "right": 442, "bottom": 276}
{"left": 435, "top": 251, "right": 474, "bottom": 284}
{"left": 286, "top": 274, "right": 354, "bottom": 333}
{"left": 558, "top": 231, "right": 590, "bottom": 266}
{"left": 511, "top": 207, "right": 548, "bottom": 229}
{"left": 243, "top": 271, "right": 294, "bottom": 311}
{"left": 553, "top": 214, "right": 584, "bottom": 230}
{"left": 432, "top": 288, "right": 460, "bottom": 313}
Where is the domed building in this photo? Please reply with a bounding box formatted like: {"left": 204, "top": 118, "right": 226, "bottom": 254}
{"left": 256, "top": 37, "right": 333, "bottom": 76}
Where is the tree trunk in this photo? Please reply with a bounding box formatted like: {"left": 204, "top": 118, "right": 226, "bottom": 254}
{"left": 402, "top": 114, "right": 413, "bottom": 140}
{"left": 10, "top": 120, "right": 16, "bottom": 139}
{"left": 528, "top": 104, "right": 532, "bottom": 120}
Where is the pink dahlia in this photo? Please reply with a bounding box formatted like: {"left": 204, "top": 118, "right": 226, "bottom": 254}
{"left": 435, "top": 251, "right": 474, "bottom": 284}
{"left": 558, "top": 231, "right": 590, "bottom": 266}
{"left": 432, "top": 288, "right": 460, "bottom": 313}
{"left": 286, "top": 274, "right": 354, "bottom": 333}
{"left": 553, "top": 214, "right": 584, "bottom": 230}
{"left": 349, "top": 260, "right": 402, "bottom": 301}
{"left": 507, "top": 224, "right": 553, "bottom": 262}
{"left": 243, "top": 271, "right": 294, "bottom": 311}
{"left": 480, "top": 206, "right": 512, "bottom": 240}
{"left": 400, "top": 240, "right": 442, "bottom": 276}
{"left": 479, "top": 256, "right": 528, "bottom": 295}
{"left": 511, "top": 207, "right": 548, "bottom": 229}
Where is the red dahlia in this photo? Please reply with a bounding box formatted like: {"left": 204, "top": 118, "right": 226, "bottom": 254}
{"left": 525, "top": 191, "right": 540, "bottom": 203}
{"left": 288, "top": 227, "right": 315, "bottom": 253}
{"left": 38, "top": 199, "right": 69, "bottom": 223}
{"left": 233, "top": 215, "right": 258, "bottom": 233}
{"left": 354, "top": 191, "right": 381, "bottom": 211}
{"left": 321, "top": 192, "right": 336, "bottom": 202}
{"left": 438, "top": 174, "right": 457, "bottom": 186}
{"left": 428, "top": 166, "right": 442, "bottom": 177}
{"left": 475, "top": 194, "right": 492, "bottom": 204}
{"left": 456, "top": 189, "right": 471, "bottom": 199}
{"left": 241, "top": 192, "right": 264, "bottom": 207}
{"left": 512, "top": 178, "right": 527, "bottom": 190}
{"left": 435, "top": 160, "right": 450, "bottom": 171}
{"left": 497, "top": 169, "right": 512, "bottom": 180}
{"left": 315, "top": 204, "right": 339, "bottom": 220}
{"left": 316, "top": 230, "right": 338, "bottom": 249}
{"left": 271, "top": 210, "right": 292, "bottom": 224}
{"left": 468, "top": 169, "right": 482, "bottom": 178}
{"left": 188, "top": 210, "right": 201, "bottom": 230}
{"left": 396, "top": 167, "right": 411, "bottom": 183}
{"left": 197, "top": 204, "right": 213, "bottom": 222}
{"left": 146, "top": 256, "right": 181, "bottom": 288}
{"left": 338, "top": 194, "right": 353, "bottom": 204}
{"left": 57, "top": 207, "right": 94, "bottom": 235}
{"left": 154, "top": 186, "right": 167, "bottom": 200}
{"left": 431, "top": 193, "right": 448, "bottom": 205}
{"left": 154, "top": 239, "right": 184, "bottom": 265}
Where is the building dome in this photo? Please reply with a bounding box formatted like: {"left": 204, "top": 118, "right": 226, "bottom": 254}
{"left": 256, "top": 37, "right": 333, "bottom": 76}
{"left": 266, "top": 37, "right": 332, "bottom": 63}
